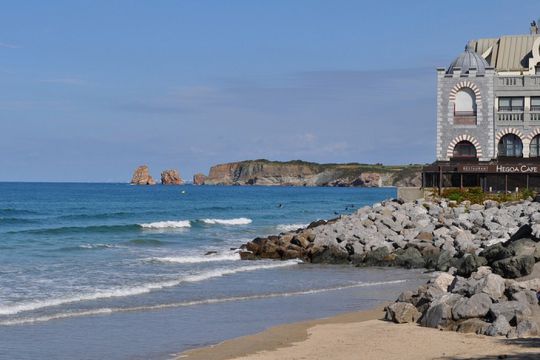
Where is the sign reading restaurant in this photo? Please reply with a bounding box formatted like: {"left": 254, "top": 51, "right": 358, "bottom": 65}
{"left": 458, "top": 165, "right": 540, "bottom": 173}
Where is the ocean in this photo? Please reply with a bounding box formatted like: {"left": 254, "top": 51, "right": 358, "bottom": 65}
{"left": 0, "top": 183, "right": 427, "bottom": 360}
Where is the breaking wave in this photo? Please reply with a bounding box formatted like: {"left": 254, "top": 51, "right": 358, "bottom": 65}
{"left": 147, "top": 253, "right": 241, "bottom": 264}
{"left": 200, "top": 218, "right": 252, "bottom": 225}
{"left": 0, "top": 260, "right": 301, "bottom": 316}
{"left": 276, "top": 223, "right": 308, "bottom": 232}
{"left": 0, "top": 279, "right": 406, "bottom": 326}
{"left": 139, "top": 220, "right": 191, "bottom": 229}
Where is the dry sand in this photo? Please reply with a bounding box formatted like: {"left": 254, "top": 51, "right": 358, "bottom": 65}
{"left": 180, "top": 304, "right": 540, "bottom": 360}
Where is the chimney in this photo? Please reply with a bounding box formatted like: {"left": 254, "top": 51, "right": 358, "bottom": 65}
{"left": 531, "top": 20, "right": 538, "bottom": 35}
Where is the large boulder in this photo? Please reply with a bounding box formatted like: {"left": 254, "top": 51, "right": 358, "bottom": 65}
{"left": 452, "top": 293, "right": 492, "bottom": 320}
{"left": 516, "top": 318, "right": 540, "bottom": 337}
{"left": 489, "top": 301, "right": 532, "bottom": 323}
{"left": 475, "top": 273, "right": 506, "bottom": 301}
{"left": 480, "top": 243, "right": 513, "bottom": 264}
{"left": 310, "top": 245, "right": 349, "bottom": 264}
{"left": 394, "top": 247, "right": 425, "bottom": 269}
{"left": 485, "top": 315, "right": 512, "bottom": 337}
{"left": 130, "top": 165, "right": 156, "bottom": 185}
{"left": 385, "top": 302, "right": 421, "bottom": 324}
{"left": 421, "top": 293, "right": 463, "bottom": 329}
{"left": 506, "top": 239, "right": 537, "bottom": 257}
{"left": 491, "top": 255, "right": 535, "bottom": 278}
{"left": 160, "top": 169, "right": 183, "bottom": 185}
{"left": 455, "top": 254, "right": 487, "bottom": 277}
{"left": 456, "top": 318, "right": 491, "bottom": 334}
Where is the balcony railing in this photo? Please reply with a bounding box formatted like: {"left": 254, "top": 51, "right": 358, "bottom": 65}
{"left": 497, "top": 111, "right": 524, "bottom": 121}
{"left": 453, "top": 111, "right": 476, "bottom": 125}
{"left": 530, "top": 112, "right": 540, "bottom": 121}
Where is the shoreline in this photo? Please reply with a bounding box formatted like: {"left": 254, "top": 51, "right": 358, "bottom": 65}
{"left": 179, "top": 303, "right": 540, "bottom": 360}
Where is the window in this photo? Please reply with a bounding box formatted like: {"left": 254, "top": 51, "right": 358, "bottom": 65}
{"left": 499, "top": 97, "right": 524, "bottom": 111}
{"left": 531, "top": 135, "right": 540, "bottom": 157}
{"left": 531, "top": 97, "right": 540, "bottom": 112}
{"left": 453, "top": 141, "right": 477, "bottom": 158}
{"left": 498, "top": 134, "right": 523, "bottom": 157}
{"left": 454, "top": 88, "right": 477, "bottom": 115}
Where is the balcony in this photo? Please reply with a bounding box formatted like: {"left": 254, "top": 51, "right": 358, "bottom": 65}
{"left": 453, "top": 111, "right": 477, "bottom": 125}
{"left": 497, "top": 111, "right": 524, "bottom": 122}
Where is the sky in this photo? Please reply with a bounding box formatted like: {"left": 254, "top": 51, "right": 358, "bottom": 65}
{"left": 1, "top": 0, "right": 540, "bottom": 182}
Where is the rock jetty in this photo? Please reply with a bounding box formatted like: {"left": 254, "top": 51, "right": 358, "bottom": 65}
{"left": 161, "top": 169, "right": 183, "bottom": 185}
{"left": 240, "top": 199, "right": 540, "bottom": 278}
{"left": 385, "top": 267, "right": 540, "bottom": 338}
{"left": 130, "top": 165, "right": 156, "bottom": 185}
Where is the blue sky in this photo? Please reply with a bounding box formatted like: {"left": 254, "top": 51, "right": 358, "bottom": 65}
{"left": 1, "top": 1, "right": 539, "bottom": 182}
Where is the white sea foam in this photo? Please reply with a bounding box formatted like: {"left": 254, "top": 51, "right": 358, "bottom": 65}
{"left": 200, "top": 218, "right": 252, "bottom": 225}
{"left": 139, "top": 220, "right": 191, "bottom": 229}
{"left": 0, "top": 279, "right": 407, "bottom": 326}
{"left": 148, "top": 253, "right": 241, "bottom": 264}
{"left": 276, "top": 223, "right": 308, "bottom": 232}
{"left": 0, "top": 260, "right": 300, "bottom": 316}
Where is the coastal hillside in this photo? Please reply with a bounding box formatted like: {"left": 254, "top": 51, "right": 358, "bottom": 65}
{"left": 196, "top": 160, "right": 423, "bottom": 187}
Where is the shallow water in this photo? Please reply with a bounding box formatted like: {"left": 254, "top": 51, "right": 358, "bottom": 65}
{"left": 0, "top": 183, "right": 426, "bottom": 359}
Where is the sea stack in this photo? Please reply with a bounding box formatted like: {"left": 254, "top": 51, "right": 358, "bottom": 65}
{"left": 193, "top": 173, "right": 207, "bottom": 185}
{"left": 161, "top": 169, "right": 183, "bottom": 185}
{"left": 130, "top": 165, "right": 156, "bottom": 185}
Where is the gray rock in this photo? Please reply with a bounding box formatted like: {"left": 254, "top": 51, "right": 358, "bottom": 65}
{"left": 485, "top": 315, "right": 512, "bottom": 336}
{"left": 452, "top": 293, "right": 492, "bottom": 320}
{"left": 516, "top": 318, "right": 540, "bottom": 337}
{"left": 385, "top": 302, "right": 422, "bottom": 324}
{"left": 475, "top": 273, "right": 506, "bottom": 301}
{"left": 491, "top": 255, "right": 535, "bottom": 278}
{"left": 507, "top": 238, "right": 537, "bottom": 257}
{"left": 394, "top": 247, "right": 425, "bottom": 269}
{"left": 430, "top": 273, "right": 454, "bottom": 292}
{"left": 421, "top": 293, "right": 463, "bottom": 329}
{"left": 489, "top": 301, "right": 532, "bottom": 323}
{"left": 479, "top": 243, "right": 513, "bottom": 264}
{"left": 511, "top": 290, "right": 539, "bottom": 306}
{"left": 436, "top": 250, "right": 455, "bottom": 272}
{"left": 456, "top": 318, "right": 491, "bottom": 334}
{"left": 455, "top": 254, "right": 487, "bottom": 277}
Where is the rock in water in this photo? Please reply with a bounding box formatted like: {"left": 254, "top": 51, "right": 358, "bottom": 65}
{"left": 193, "top": 173, "right": 207, "bottom": 185}
{"left": 131, "top": 165, "right": 156, "bottom": 185}
{"left": 161, "top": 169, "right": 183, "bottom": 185}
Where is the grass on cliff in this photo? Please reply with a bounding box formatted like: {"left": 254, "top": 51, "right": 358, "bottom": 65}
{"left": 439, "top": 187, "right": 535, "bottom": 204}
{"left": 244, "top": 159, "right": 424, "bottom": 174}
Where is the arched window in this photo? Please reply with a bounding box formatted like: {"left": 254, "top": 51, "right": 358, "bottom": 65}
{"left": 498, "top": 134, "right": 523, "bottom": 157}
{"left": 452, "top": 141, "right": 477, "bottom": 158}
{"left": 454, "top": 88, "right": 477, "bottom": 125}
{"left": 455, "top": 88, "right": 477, "bottom": 114}
{"left": 530, "top": 135, "right": 540, "bottom": 157}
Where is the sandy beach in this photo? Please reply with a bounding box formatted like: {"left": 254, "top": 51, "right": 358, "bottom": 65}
{"left": 180, "top": 304, "right": 540, "bottom": 360}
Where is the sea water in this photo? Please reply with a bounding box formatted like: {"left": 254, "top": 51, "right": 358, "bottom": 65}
{"left": 0, "top": 183, "right": 427, "bottom": 360}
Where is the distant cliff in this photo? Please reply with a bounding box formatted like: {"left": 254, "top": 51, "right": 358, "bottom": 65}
{"left": 195, "top": 160, "right": 422, "bottom": 187}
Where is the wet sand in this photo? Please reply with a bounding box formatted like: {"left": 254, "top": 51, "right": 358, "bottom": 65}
{"left": 179, "top": 304, "right": 540, "bottom": 360}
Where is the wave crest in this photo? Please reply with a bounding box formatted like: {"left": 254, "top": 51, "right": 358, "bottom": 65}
{"left": 200, "top": 218, "right": 252, "bottom": 225}
{"left": 139, "top": 220, "right": 191, "bottom": 229}
{"left": 147, "top": 253, "right": 241, "bottom": 264}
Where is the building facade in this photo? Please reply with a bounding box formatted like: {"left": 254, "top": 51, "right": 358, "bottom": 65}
{"left": 424, "top": 23, "right": 540, "bottom": 191}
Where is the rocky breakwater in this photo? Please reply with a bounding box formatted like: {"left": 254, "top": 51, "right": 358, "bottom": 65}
{"left": 384, "top": 267, "right": 540, "bottom": 338}
{"left": 198, "top": 159, "right": 422, "bottom": 187}
{"left": 240, "top": 199, "right": 540, "bottom": 279}
{"left": 161, "top": 169, "right": 183, "bottom": 185}
{"left": 131, "top": 165, "right": 156, "bottom": 185}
